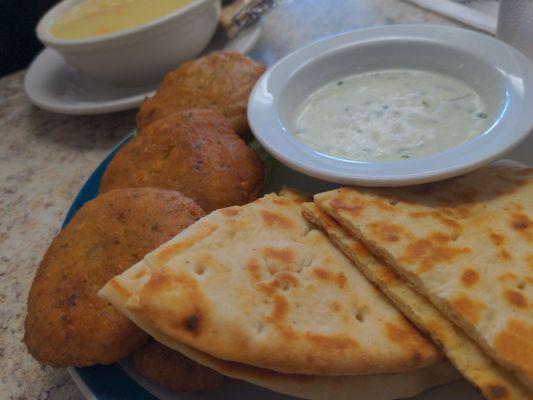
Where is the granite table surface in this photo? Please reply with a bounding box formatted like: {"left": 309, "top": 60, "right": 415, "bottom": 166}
{"left": 0, "top": 1, "right": 469, "bottom": 399}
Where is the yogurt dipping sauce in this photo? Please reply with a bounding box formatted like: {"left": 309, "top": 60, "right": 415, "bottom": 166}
{"left": 293, "top": 69, "right": 490, "bottom": 162}
{"left": 51, "top": 0, "right": 194, "bottom": 39}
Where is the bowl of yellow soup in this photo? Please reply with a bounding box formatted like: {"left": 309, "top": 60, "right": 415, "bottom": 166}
{"left": 36, "top": 0, "right": 220, "bottom": 85}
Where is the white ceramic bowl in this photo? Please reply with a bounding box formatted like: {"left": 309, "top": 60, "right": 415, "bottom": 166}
{"left": 248, "top": 25, "right": 533, "bottom": 186}
{"left": 36, "top": 0, "right": 220, "bottom": 85}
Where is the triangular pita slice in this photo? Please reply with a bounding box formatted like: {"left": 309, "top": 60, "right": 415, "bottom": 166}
{"left": 100, "top": 191, "right": 441, "bottom": 376}
{"left": 313, "top": 160, "right": 533, "bottom": 391}
{"left": 102, "top": 242, "right": 459, "bottom": 400}
{"left": 303, "top": 202, "right": 531, "bottom": 400}
{"left": 172, "top": 342, "right": 457, "bottom": 400}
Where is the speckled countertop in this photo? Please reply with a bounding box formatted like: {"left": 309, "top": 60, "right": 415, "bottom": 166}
{"left": 0, "top": 1, "right": 461, "bottom": 399}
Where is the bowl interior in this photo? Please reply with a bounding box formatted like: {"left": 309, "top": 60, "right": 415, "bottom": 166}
{"left": 278, "top": 40, "right": 505, "bottom": 143}
{"left": 37, "top": 0, "right": 213, "bottom": 45}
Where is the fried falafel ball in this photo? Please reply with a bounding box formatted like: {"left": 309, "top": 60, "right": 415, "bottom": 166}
{"left": 24, "top": 188, "right": 204, "bottom": 367}
{"left": 136, "top": 51, "right": 265, "bottom": 138}
{"left": 100, "top": 109, "right": 264, "bottom": 213}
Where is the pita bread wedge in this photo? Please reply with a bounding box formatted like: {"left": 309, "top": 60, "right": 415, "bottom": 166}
{"left": 314, "top": 160, "right": 533, "bottom": 391}
{"left": 100, "top": 191, "right": 441, "bottom": 376}
{"left": 112, "top": 281, "right": 459, "bottom": 400}
{"left": 172, "top": 343, "right": 458, "bottom": 400}
{"left": 303, "top": 203, "right": 531, "bottom": 400}
{"left": 101, "top": 240, "right": 459, "bottom": 400}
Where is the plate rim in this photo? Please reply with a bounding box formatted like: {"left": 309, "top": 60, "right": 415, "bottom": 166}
{"left": 67, "top": 368, "right": 98, "bottom": 400}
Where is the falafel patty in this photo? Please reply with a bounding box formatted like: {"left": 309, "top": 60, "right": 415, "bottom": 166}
{"left": 100, "top": 109, "right": 264, "bottom": 212}
{"left": 136, "top": 51, "right": 265, "bottom": 138}
{"left": 134, "top": 341, "right": 223, "bottom": 393}
{"left": 24, "top": 188, "right": 204, "bottom": 367}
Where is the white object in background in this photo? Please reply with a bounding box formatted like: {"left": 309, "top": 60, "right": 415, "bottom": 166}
{"left": 403, "top": 0, "right": 498, "bottom": 33}
{"left": 497, "top": 0, "right": 533, "bottom": 60}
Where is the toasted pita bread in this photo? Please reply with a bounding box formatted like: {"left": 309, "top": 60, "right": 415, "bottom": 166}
{"left": 172, "top": 343, "right": 458, "bottom": 400}
{"left": 313, "top": 160, "right": 533, "bottom": 391}
{"left": 303, "top": 203, "right": 531, "bottom": 400}
{"left": 100, "top": 191, "right": 441, "bottom": 376}
{"left": 102, "top": 247, "right": 459, "bottom": 400}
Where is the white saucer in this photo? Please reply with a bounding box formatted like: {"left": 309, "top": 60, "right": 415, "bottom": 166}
{"left": 24, "top": 23, "right": 262, "bottom": 115}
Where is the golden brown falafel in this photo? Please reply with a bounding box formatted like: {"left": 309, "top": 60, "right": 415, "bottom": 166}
{"left": 136, "top": 51, "right": 265, "bottom": 138}
{"left": 24, "top": 188, "right": 205, "bottom": 367}
{"left": 100, "top": 109, "right": 264, "bottom": 213}
{"left": 134, "top": 341, "right": 223, "bottom": 393}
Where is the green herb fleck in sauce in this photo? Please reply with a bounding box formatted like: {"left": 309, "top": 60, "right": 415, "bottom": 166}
{"left": 293, "top": 69, "right": 489, "bottom": 162}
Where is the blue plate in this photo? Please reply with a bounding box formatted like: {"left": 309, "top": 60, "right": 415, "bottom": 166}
{"left": 61, "top": 134, "right": 299, "bottom": 400}
{"left": 61, "top": 134, "right": 483, "bottom": 400}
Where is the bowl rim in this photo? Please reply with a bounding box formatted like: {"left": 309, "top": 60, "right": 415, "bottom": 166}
{"left": 36, "top": 0, "right": 218, "bottom": 47}
{"left": 247, "top": 24, "right": 533, "bottom": 187}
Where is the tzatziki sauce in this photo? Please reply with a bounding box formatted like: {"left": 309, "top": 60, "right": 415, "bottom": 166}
{"left": 293, "top": 69, "right": 489, "bottom": 161}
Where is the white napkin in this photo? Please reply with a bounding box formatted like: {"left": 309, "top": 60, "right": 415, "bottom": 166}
{"left": 497, "top": 0, "right": 533, "bottom": 59}
{"left": 403, "top": 0, "right": 499, "bottom": 34}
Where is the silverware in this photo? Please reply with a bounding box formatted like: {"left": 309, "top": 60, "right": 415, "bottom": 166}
{"left": 221, "top": 0, "right": 283, "bottom": 38}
